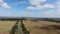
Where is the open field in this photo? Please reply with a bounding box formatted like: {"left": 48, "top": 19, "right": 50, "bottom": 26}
{"left": 0, "top": 18, "right": 60, "bottom": 34}
{"left": 0, "top": 20, "right": 17, "bottom": 34}
{"left": 23, "top": 19, "right": 60, "bottom": 34}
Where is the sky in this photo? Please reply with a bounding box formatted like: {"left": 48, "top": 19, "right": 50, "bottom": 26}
{"left": 0, "top": 0, "right": 60, "bottom": 18}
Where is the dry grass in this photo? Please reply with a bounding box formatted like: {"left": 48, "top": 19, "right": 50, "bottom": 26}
{"left": 23, "top": 20, "right": 60, "bottom": 34}
{"left": 0, "top": 20, "right": 16, "bottom": 34}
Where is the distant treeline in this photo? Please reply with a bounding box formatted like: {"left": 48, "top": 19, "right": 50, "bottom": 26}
{"left": 0, "top": 17, "right": 60, "bottom": 22}
{"left": 39, "top": 18, "right": 60, "bottom": 22}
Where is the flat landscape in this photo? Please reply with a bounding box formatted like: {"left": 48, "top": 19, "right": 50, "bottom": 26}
{"left": 0, "top": 18, "right": 60, "bottom": 34}
{"left": 0, "top": 20, "right": 17, "bottom": 34}
{"left": 23, "top": 19, "right": 60, "bottom": 34}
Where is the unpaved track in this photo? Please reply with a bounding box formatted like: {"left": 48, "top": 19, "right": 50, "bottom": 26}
{"left": 23, "top": 20, "right": 60, "bottom": 34}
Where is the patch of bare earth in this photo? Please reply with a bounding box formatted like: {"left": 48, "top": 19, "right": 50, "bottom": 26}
{"left": 0, "top": 31, "right": 9, "bottom": 34}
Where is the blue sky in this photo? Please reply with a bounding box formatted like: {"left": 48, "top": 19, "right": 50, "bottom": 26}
{"left": 0, "top": 0, "right": 60, "bottom": 18}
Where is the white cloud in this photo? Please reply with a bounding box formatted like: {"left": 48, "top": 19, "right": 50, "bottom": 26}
{"left": 0, "top": 0, "right": 11, "bottom": 8}
{"left": 26, "top": 4, "right": 55, "bottom": 10}
{"left": 26, "top": 0, "right": 55, "bottom": 10}
{"left": 44, "top": 4, "right": 55, "bottom": 8}
{"left": 14, "top": 1, "right": 26, "bottom": 5}
{"left": 26, "top": 6, "right": 35, "bottom": 10}
{"left": 26, "top": 0, "right": 60, "bottom": 17}
{"left": 29, "top": 0, "right": 46, "bottom": 5}
{"left": 1, "top": 3, "right": 11, "bottom": 8}
{"left": 39, "top": 0, "right": 60, "bottom": 17}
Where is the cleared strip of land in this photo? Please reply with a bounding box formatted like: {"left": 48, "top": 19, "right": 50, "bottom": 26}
{"left": 0, "top": 20, "right": 17, "bottom": 34}
{"left": 23, "top": 20, "right": 60, "bottom": 34}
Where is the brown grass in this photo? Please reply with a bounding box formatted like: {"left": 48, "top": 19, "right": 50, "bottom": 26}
{"left": 0, "top": 20, "right": 16, "bottom": 34}
{"left": 23, "top": 20, "right": 60, "bottom": 34}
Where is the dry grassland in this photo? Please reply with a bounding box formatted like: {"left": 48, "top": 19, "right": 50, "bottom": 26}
{"left": 0, "top": 20, "right": 16, "bottom": 34}
{"left": 23, "top": 20, "right": 60, "bottom": 34}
